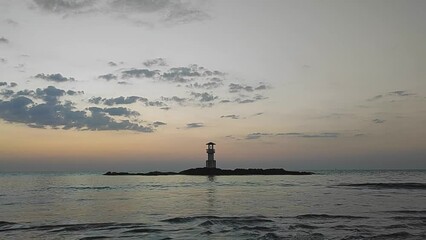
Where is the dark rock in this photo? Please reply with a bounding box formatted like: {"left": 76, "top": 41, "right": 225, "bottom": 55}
{"left": 104, "top": 168, "right": 314, "bottom": 176}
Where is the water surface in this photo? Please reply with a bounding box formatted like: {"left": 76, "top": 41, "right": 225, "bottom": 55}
{"left": 1, "top": 170, "right": 425, "bottom": 239}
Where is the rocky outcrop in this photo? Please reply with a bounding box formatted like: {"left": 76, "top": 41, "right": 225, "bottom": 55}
{"left": 104, "top": 168, "right": 313, "bottom": 176}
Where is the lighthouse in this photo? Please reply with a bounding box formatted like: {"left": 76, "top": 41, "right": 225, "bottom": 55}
{"left": 206, "top": 142, "right": 216, "bottom": 168}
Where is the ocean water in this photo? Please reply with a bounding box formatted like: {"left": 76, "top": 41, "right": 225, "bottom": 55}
{"left": 0, "top": 170, "right": 425, "bottom": 239}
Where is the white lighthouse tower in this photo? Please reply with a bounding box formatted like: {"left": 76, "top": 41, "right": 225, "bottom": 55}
{"left": 206, "top": 142, "right": 216, "bottom": 168}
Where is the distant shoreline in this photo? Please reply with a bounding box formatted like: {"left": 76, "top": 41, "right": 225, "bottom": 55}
{"left": 104, "top": 168, "right": 314, "bottom": 176}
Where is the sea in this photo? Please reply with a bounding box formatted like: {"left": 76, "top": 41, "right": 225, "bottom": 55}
{"left": 0, "top": 170, "right": 425, "bottom": 239}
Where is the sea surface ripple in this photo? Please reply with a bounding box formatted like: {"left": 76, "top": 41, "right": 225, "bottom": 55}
{"left": 0, "top": 170, "right": 425, "bottom": 239}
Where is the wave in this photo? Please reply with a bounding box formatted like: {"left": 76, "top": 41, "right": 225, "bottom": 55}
{"left": 79, "top": 237, "right": 110, "bottom": 240}
{"left": 0, "top": 222, "right": 146, "bottom": 233}
{"left": 336, "top": 183, "right": 426, "bottom": 190}
{"left": 201, "top": 230, "right": 213, "bottom": 235}
{"left": 289, "top": 224, "right": 319, "bottom": 230}
{"left": 295, "top": 214, "right": 368, "bottom": 220}
{"left": 332, "top": 224, "right": 372, "bottom": 230}
{"left": 370, "top": 231, "right": 413, "bottom": 239}
{"left": 123, "top": 228, "right": 163, "bottom": 233}
{"left": 162, "top": 215, "right": 272, "bottom": 224}
{"left": 392, "top": 216, "right": 426, "bottom": 221}
{"left": 384, "top": 210, "right": 426, "bottom": 214}
{"left": 1, "top": 219, "right": 424, "bottom": 240}
{"left": 0, "top": 221, "right": 16, "bottom": 227}
{"left": 257, "top": 232, "right": 282, "bottom": 240}
{"left": 238, "top": 226, "right": 276, "bottom": 231}
{"left": 47, "top": 186, "right": 113, "bottom": 191}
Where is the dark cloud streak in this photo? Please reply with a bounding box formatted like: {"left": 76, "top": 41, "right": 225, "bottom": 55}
{"left": 186, "top": 122, "right": 204, "bottom": 128}
{"left": 245, "top": 132, "right": 341, "bottom": 140}
{"left": 220, "top": 114, "right": 239, "bottom": 119}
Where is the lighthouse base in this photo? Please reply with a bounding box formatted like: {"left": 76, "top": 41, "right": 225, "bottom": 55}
{"left": 206, "top": 160, "right": 216, "bottom": 168}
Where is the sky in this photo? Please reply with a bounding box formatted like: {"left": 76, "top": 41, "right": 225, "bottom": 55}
{"left": 0, "top": 0, "right": 425, "bottom": 172}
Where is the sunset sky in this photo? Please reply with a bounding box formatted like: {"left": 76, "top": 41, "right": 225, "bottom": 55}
{"left": 1, "top": 0, "right": 425, "bottom": 172}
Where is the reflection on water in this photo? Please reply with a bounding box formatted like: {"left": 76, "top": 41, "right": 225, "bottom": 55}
{"left": 0, "top": 170, "right": 425, "bottom": 239}
{"left": 207, "top": 175, "right": 216, "bottom": 182}
{"left": 206, "top": 176, "right": 217, "bottom": 212}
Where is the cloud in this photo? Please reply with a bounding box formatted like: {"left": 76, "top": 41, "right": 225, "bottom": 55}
{"left": 354, "top": 133, "right": 366, "bottom": 137}
{"left": 158, "top": 65, "right": 226, "bottom": 84}
{"left": 0, "top": 86, "right": 153, "bottom": 132}
{"left": 108, "top": 61, "right": 118, "bottom": 67}
{"left": 4, "top": 19, "right": 18, "bottom": 26}
{"left": 367, "top": 95, "right": 383, "bottom": 101}
{"left": 186, "top": 122, "right": 204, "bottom": 128}
{"left": 388, "top": 90, "right": 414, "bottom": 97}
{"left": 186, "top": 80, "right": 223, "bottom": 90}
{"left": 236, "top": 99, "right": 254, "bottom": 104}
{"left": 190, "top": 92, "right": 218, "bottom": 102}
{"left": 368, "top": 91, "right": 415, "bottom": 102}
{"left": 81, "top": 61, "right": 270, "bottom": 109}
{"left": 152, "top": 121, "right": 166, "bottom": 127}
{"left": 315, "top": 113, "right": 354, "bottom": 120}
{"left": 88, "top": 96, "right": 102, "bottom": 104}
{"left": 164, "top": 2, "right": 209, "bottom": 23}
{"left": 14, "top": 64, "right": 25, "bottom": 72}
{"left": 110, "top": 0, "right": 173, "bottom": 13}
{"left": 32, "top": 0, "right": 209, "bottom": 25}
{"left": 145, "top": 100, "right": 165, "bottom": 107}
{"left": 143, "top": 58, "right": 167, "bottom": 67}
{"left": 0, "top": 37, "right": 9, "bottom": 44}
{"left": 88, "top": 106, "right": 139, "bottom": 117}
{"left": 224, "top": 135, "right": 242, "bottom": 140}
{"left": 161, "top": 96, "right": 186, "bottom": 104}
{"left": 34, "top": 73, "right": 75, "bottom": 82}
{"left": 36, "top": 86, "right": 67, "bottom": 102}
{"left": 372, "top": 118, "right": 385, "bottom": 124}
{"left": 220, "top": 114, "right": 239, "bottom": 119}
{"left": 32, "top": 0, "right": 96, "bottom": 14}
{"left": 229, "top": 83, "right": 270, "bottom": 93}
{"left": 162, "top": 67, "right": 201, "bottom": 83}
{"left": 113, "top": 0, "right": 209, "bottom": 24}
{"left": 0, "top": 58, "right": 7, "bottom": 64}
{"left": 298, "top": 132, "right": 340, "bottom": 138}
{"left": 244, "top": 132, "right": 341, "bottom": 140}
{"left": 101, "top": 63, "right": 228, "bottom": 92}
{"left": 255, "top": 84, "right": 269, "bottom": 90}
{"left": 276, "top": 132, "right": 303, "bottom": 136}
{"left": 66, "top": 90, "right": 83, "bottom": 95}
{"left": 235, "top": 94, "right": 267, "bottom": 104}
{"left": 104, "top": 96, "right": 146, "bottom": 105}
{"left": 98, "top": 74, "right": 117, "bottom": 81}
{"left": 10, "top": 82, "right": 18, "bottom": 88}
{"left": 122, "top": 69, "right": 159, "bottom": 79}
{"left": 0, "top": 82, "right": 7, "bottom": 87}
{"left": 245, "top": 132, "right": 272, "bottom": 140}
{"left": 5, "top": 86, "right": 78, "bottom": 104}
{"left": 89, "top": 96, "right": 165, "bottom": 107}
{"left": 229, "top": 83, "right": 253, "bottom": 93}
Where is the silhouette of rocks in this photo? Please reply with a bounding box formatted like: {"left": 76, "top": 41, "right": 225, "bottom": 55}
{"left": 104, "top": 168, "right": 313, "bottom": 176}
